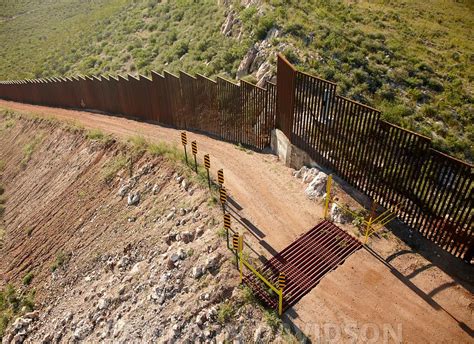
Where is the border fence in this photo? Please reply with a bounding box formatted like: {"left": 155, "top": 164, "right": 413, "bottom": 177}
{"left": 0, "top": 70, "right": 275, "bottom": 150}
{"left": 0, "top": 54, "right": 472, "bottom": 261}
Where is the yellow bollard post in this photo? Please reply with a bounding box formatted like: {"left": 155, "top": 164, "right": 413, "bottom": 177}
{"left": 239, "top": 235, "right": 244, "bottom": 284}
{"left": 364, "top": 217, "right": 372, "bottom": 244}
{"left": 278, "top": 290, "right": 283, "bottom": 316}
{"left": 278, "top": 272, "right": 286, "bottom": 316}
{"left": 324, "top": 175, "right": 333, "bottom": 219}
{"left": 239, "top": 251, "right": 243, "bottom": 284}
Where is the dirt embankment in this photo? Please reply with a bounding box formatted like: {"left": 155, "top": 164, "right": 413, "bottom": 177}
{"left": 0, "top": 113, "right": 294, "bottom": 343}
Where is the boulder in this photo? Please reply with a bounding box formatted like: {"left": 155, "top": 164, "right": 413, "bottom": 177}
{"left": 192, "top": 266, "right": 205, "bottom": 279}
{"left": 117, "top": 184, "right": 129, "bottom": 197}
{"left": 304, "top": 172, "right": 327, "bottom": 200}
{"left": 330, "top": 203, "right": 351, "bottom": 224}
{"left": 237, "top": 46, "right": 258, "bottom": 79}
{"left": 181, "top": 231, "right": 194, "bottom": 244}
{"left": 127, "top": 192, "right": 140, "bottom": 206}
{"left": 302, "top": 167, "right": 320, "bottom": 183}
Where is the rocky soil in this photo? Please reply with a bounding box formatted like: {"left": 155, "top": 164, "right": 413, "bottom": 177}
{"left": 0, "top": 112, "right": 296, "bottom": 343}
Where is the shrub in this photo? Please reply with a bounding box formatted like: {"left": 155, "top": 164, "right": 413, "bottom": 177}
{"left": 102, "top": 154, "right": 129, "bottom": 183}
{"left": 217, "top": 302, "right": 234, "bottom": 324}
{"left": 425, "top": 77, "right": 444, "bottom": 92}
{"left": 174, "top": 41, "right": 189, "bottom": 58}
{"left": 382, "top": 102, "right": 414, "bottom": 124}
{"left": 283, "top": 49, "right": 299, "bottom": 65}
{"left": 86, "top": 128, "right": 110, "bottom": 142}
{"left": 21, "top": 135, "right": 43, "bottom": 168}
{"left": 51, "top": 251, "right": 69, "bottom": 272}
{"left": 264, "top": 309, "right": 281, "bottom": 331}
{"left": 22, "top": 272, "right": 34, "bottom": 286}
{"left": 377, "top": 84, "right": 396, "bottom": 102}
{"left": 284, "top": 23, "right": 305, "bottom": 37}
{"left": 255, "top": 13, "right": 276, "bottom": 40}
{"left": 0, "top": 284, "right": 35, "bottom": 338}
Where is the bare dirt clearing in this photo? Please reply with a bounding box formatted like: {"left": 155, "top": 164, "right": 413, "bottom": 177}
{"left": 0, "top": 101, "right": 472, "bottom": 343}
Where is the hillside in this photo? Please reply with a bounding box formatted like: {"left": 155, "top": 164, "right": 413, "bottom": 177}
{"left": 0, "top": 111, "right": 297, "bottom": 342}
{"left": 0, "top": 0, "right": 472, "bottom": 161}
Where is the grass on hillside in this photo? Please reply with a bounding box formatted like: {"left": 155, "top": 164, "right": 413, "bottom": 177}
{"left": 0, "top": 0, "right": 472, "bottom": 161}
{"left": 0, "top": 0, "right": 251, "bottom": 80}
{"left": 264, "top": 0, "right": 473, "bottom": 161}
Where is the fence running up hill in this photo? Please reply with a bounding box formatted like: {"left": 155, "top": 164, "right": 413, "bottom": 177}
{"left": 276, "top": 55, "right": 473, "bottom": 262}
{"left": 0, "top": 54, "right": 472, "bottom": 262}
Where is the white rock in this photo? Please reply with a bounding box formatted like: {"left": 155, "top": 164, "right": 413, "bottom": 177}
{"left": 302, "top": 167, "right": 320, "bottom": 183}
{"left": 166, "top": 212, "right": 175, "bottom": 221}
{"left": 192, "top": 266, "right": 204, "bottom": 279}
{"left": 181, "top": 179, "right": 189, "bottom": 191}
{"left": 177, "top": 248, "right": 186, "bottom": 260}
{"left": 253, "top": 325, "right": 270, "bottom": 343}
{"left": 152, "top": 184, "right": 161, "bottom": 195}
{"left": 330, "top": 203, "right": 351, "bottom": 224}
{"left": 127, "top": 192, "right": 140, "bottom": 206}
{"left": 304, "top": 172, "right": 328, "bottom": 200}
{"left": 196, "top": 312, "right": 207, "bottom": 326}
{"left": 117, "top": 184, "right": 129, "bottom": 197}
{"left": 113, "top": 319, "right": 126, "bottom": 337}
{"left": 117, "top": 256, "right": 130, "bottom": 269}
{"left": 23, "top": 311, "right": 39, "bottom": 320}
{"left": 130, "top": 261, "right": 147, "bottom": 276}
{"left": 97, "top": 297, "right": 110, "bottom": 310}
{"left": 195, "top": 226, "right": 205, "bottom": 237}
{"left": 237, "top": 46, "right": 258, "bottom": 79}
{"left": 205, "top": 255, "right": 219, "bottom": 270}
{"left": 293, "top": 166, "right": 308, "bottom": 179}
{"left": 170, "top": 253, "right": 180, "bottom": 263}
{"left": 73, "top": 320, "right": 92, "bottom": 340}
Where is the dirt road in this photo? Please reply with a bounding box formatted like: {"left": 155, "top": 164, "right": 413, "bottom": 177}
{"left": 1, "top": 100, "right": 472, "bottom": 343}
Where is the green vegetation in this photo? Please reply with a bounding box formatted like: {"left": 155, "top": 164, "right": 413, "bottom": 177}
{"left": 21, "top": 135, "right": 43, "bottom": 168}
{"left": 217, "top": 302, "right": 234, "bottom": 324}
{"left": 242, "top": 285, "right": 257, "bottom": 304}
{"left": 86, "top": 128, "right": 113, "bottom": 144}
{"left": 50, "top": 251, "right": 69, "bottom": 272}
{"left": 22, "top": 272, "right": 34, "bottom": 286}
{"left": 208, "top": 195, "right": 218, "bottom": 207}
{"left": 0, "top": 284, "right": 35, "bottom": 339}
{"left": 0, "top": 1, "right": 472, "bottom": 160}
{"left": 266, "top": 0, "right": 473, "bottom": 161}
{"left": 0, "top": 0, "right": 250, "bottom": 79}
{"left": 217, "top": 227, "right": 227, "bottom": 239}
{"left": 264, "top": 309, "right": 281, "bottom": 331}
{"left": 101, "top": 153, "right": 129, "bottom": 183}
{"left": 26, "top": 227, "right": 33, "bottom": 237}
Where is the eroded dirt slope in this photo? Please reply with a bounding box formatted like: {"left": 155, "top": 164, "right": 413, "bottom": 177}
{"left": 0, "top": 113, "right": 294, "bottom": 343}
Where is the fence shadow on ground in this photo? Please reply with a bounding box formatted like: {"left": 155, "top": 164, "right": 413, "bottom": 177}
{"left": 365, "top": 246, "right": 474, "bottom": 338}
{"left": 323, "top": 168, "right": 474, "bottom": 289}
